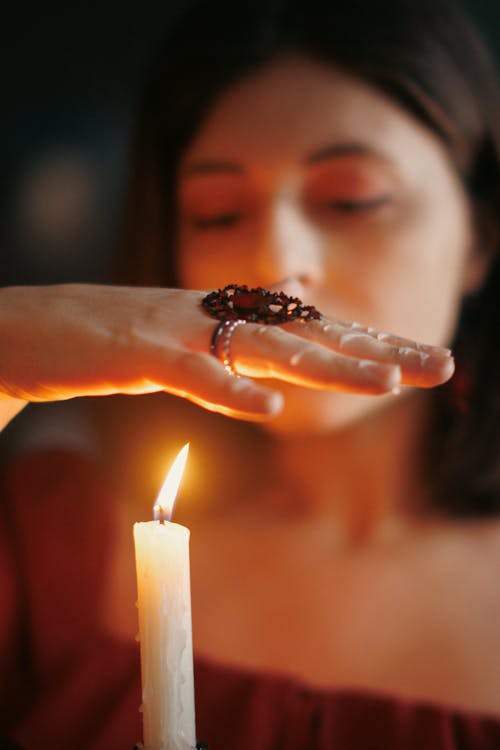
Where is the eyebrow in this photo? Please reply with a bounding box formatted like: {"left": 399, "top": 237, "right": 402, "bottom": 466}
{"left": 305, "top": 142, "right": 390, "bottom": 165}
{"left": 181, "top": 142, "right": 391, "bottom": 178}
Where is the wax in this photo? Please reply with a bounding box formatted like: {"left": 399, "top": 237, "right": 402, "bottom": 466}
{"left": 134, "top": 519, "right": 196, "bottom": 750}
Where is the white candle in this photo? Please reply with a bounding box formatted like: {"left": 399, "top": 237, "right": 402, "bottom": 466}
{"left": 134, "top": 444, "right": 196, "bottom": 750}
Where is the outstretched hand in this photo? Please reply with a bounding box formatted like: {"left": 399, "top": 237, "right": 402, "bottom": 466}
{"left": 0, "top": 284, "right": 454, "bottom": 422}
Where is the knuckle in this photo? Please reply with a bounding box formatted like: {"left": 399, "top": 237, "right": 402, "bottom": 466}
{"left": 107, "top": 322, "right": 136, "bottom": 351}
{"left": 249, "top": 323, "right": 285, "bottom": 344}
{"left": 175, "top": 349, "right": 208, "bottom": 375}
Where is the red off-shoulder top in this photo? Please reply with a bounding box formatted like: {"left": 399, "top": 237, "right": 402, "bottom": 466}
{"left": 1, "top": 450, "right": 499, "bottom": 750}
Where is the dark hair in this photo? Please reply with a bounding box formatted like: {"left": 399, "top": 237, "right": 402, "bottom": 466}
{"left": 118, "top": 0, "right": 500, "bottom": 516}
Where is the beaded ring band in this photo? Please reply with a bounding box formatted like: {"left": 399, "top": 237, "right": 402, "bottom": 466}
{"left": 202, "top": 284, "right": 323, "bottom": 375}
{"left": 210, "top": 318, "right": 247, "bottom": 375}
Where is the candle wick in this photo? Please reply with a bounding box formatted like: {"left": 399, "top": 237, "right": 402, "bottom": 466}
{"left": 153, "top": 504, "right": 169, "bottom": 524}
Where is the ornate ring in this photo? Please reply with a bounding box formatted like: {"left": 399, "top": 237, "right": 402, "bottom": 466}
{"left": 211, "top": 318, "right": 247, "bottom": 375}
{"left": 202, "top": 284, "right": 322, "bottom": 324}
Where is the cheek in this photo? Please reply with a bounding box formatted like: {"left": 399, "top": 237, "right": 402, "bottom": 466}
{"left": 176, "top": 246, "right": 207, "bottom": 289}
{"left": 316, "top": 186, "right": 472, "bottom": 348}
{"left": 175, "top": 231, "right": 223, "bottom": 289}
{"left": 176, "top": 226, "right": 201, "bottom": 288}
{"left": 346, "top": 197, "right": 471, "bottom": 345}
{"left": 177, "top": 229, "right": 264, "bottom": 292}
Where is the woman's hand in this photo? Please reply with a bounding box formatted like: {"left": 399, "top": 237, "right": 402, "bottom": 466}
{"left": 0, "top": 284, "right": 454, "bottom": 422}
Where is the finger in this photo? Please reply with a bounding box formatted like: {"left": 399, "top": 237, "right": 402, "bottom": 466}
{"left": 153, "top": 349, "right": 284, "bottom": 420}
{"left": 283, "top": 319, "right": 454, "bottom": 387}
{"left": 335, "top": 320, "right": 451, "bottom": 355}
{"left": 230, "top": 324, "right": 401, "bottom": 394}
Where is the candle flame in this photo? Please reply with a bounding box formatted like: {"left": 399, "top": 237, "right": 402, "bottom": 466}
{"left": 153, "top": 443, "right": 189, "bottom": 522}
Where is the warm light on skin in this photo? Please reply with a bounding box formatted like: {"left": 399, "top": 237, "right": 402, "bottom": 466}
{"left": 177, "top": 55, "right": 481, "bottom": 435}
{"left": 153, "top": 443, "right": 190, "bottom": 521}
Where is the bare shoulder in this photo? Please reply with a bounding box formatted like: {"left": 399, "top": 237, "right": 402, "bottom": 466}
{"left": 407, "top": 514, "right": 500, "bottom": 586}
{"left": 449, "top": 515, "right": 500, "bottom": 562}
{"left": 409, "top": 515, "right": 500, "bottom": 628}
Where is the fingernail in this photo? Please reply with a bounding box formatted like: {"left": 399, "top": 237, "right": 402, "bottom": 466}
{"left": 377, "top": 332, "right": 391, "bottom": 342}
{"left": 266, "top": 391, "right": 284, "bottom": 414}
{"left": 417, "top": 343, "right": 452, "bottom": 357}
{"left": 339, "top": 332, "right": 369, "bottom": 347}
{"left": 357, "top": 359, "right": 378, "bottom": 370}
{"left": 233, "top": 378, "right": 284, "bottom": 415}
{"left": 388, "top": 365, "right": 402, "bottom": 390}
{"left": 289, "top": 351, "right": 303, "bottom": 366}
{"left": 357, "top": 360, "right": 401, "bottom": 387}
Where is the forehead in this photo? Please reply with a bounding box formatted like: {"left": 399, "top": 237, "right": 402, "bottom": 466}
{"left": 180, "top": 55, "right": 443, "bottom": 172}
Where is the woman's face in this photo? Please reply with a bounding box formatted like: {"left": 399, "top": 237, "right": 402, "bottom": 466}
{"left": 176, "top": 55, "right": 480, "bottom": 434}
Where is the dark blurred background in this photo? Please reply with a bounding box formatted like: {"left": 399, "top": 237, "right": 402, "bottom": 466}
{"left": 1, "top": 0, "right": 499, "bottom": 287}
{"left": 0, "top": 0, "right": 498, "bottom": 459}
{"left": 1, "top": 2, "right": 184, "bottom": 286}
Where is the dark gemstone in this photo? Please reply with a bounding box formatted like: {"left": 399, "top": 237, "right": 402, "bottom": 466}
{"left": 232, "top": 291, "right": 272, "bottom": 311}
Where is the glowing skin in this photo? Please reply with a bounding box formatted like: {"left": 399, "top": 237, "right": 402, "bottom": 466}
{"left": 102, "top": 59, "right": 500, "bottom": 713}
{"left": 177, "top": 55, "right": 480, "bottom": 434}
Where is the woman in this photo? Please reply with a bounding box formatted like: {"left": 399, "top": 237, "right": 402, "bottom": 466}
{"left": 1, "top": 0, "right": 500, "bottom": 747}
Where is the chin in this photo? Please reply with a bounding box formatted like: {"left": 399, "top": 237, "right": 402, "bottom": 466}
{"left": 260, "top": 382, "right": 392, "bottom": 437}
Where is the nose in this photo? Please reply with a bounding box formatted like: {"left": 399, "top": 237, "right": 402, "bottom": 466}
{"left": 251, "top": 193, "right": 323, "bottom": 293}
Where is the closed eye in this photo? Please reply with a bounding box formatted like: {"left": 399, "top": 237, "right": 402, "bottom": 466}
{"left": 322, "top": 195, "right": 392, "bottom": 213}
{"left": 193, "top": 212, "right": 242, "bottom": 229}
